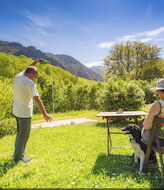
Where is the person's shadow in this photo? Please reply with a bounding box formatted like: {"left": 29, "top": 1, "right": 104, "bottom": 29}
{"left": 0, "top": 158, "right": 17, "bottom": 178}
{"left": 92, "top": 153, "right": 164, "bottom": 188}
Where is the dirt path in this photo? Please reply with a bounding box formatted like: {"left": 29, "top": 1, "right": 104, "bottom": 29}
{"left": 32, "top": 117, "right": 97, "bottom": 129}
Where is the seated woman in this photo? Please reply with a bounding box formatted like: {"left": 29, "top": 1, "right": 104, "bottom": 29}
{"left": 142, "top": 78, "right": 164, "bottom": 146}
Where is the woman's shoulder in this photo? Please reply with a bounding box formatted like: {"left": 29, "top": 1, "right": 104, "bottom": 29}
{"left": 149, "top": 102, "right": 160, "bottom": 115}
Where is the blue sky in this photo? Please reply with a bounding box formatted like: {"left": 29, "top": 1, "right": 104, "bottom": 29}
{"left": 1, "top": 0, "right": 164, "bottom": 67}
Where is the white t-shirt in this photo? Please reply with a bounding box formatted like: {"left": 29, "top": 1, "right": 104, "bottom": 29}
{"left": 12, "top": 71, "right": 39, "bottom": 118}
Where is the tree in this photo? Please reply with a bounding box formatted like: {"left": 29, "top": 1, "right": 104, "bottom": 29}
{"left": 104, "top": 41, "right": 162, "bottom": 81}
{"left": 104, "top": 42, "right": 125, "bottom": 77}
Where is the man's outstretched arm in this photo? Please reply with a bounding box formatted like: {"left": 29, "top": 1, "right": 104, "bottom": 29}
{"left": 29, "top": 59, "right": 44, "bottom": 67}
{"left": 34, "top": 96, "right": 54, "bottom": 122}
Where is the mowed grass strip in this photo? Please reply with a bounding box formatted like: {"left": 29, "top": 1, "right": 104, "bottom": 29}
{"left": 32, "top": 110, "right": 100, "bottom": 124}
{"left": 0, "top": 115, "right": 164, "bottom": 188}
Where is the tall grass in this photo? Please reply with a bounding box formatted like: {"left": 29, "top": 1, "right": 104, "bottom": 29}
{"left": 0, "top": 113, "right": 164, "bottom": 188}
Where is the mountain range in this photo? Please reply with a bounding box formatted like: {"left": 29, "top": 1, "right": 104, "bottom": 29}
{"left": 0, "top": 40, "right": 103, "bottom": 81}
{"left": 89, "top": 66, "right": 106, "bottom": 78}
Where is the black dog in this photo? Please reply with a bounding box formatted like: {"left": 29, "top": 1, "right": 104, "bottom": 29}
{"left": 122, "top": 124, "right": 157, "bottom": 171}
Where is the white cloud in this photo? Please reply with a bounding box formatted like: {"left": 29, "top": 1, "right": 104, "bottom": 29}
{"left": 145, "top": 26, "right": 164, "bottom": 37}
{"left": 24, "top": 10, "right": 53, "bottom": 27}
{"left": 98, "top": 41, "right": 114, "bottom": 48}
{"left": 121, "top": 27, "right": 164, "bottom": 40}
{"left": 37, "top": 29, "right": 48, "bottom": 36}
{"left": 27, "top": 36, "right": 46, "bottom": 48}
{"left": 23, "top": 24, "right": 48, "bottom": 36}
{"left": 140, "top": 38, "right": 152, "bottom": 43}
{"left": 98, "top": 26, "right": 164, "bottom": 48}
{"left": 118, "top": 34, "right": 136, "bottom": 41}
{"left": 156, "top": 38, "right": 164, "bottom": 41}
{"left": 85, "top": 60, "right": 104, "bottom": 67}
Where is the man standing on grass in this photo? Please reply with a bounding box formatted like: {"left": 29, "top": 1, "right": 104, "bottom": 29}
{"left": 13, "top": 59, "right": 54, "bottom": 163}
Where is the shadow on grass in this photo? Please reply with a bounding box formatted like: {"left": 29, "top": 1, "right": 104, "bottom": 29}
{"left": 96, "top": 122, "right": 106, "bottom": 128}
{"left": 96, "top": 121, "right": 130, "bottom": 130}
{"left": 0, "top": 158, "right": 17, "bottom": 178}
{"left": 96, "top": 118, "right": 143, "bottom": 130}
{"left": 93, "top": 153, "right": 164, "bottom": 188}
{"left": 93, "top": 153, "right": 135, "bottom": 176}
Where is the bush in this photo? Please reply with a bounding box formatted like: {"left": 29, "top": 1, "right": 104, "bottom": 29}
{"left": 40, "top": 83, "right": 104, "bottom": 113}
{"left": 0, "top": 117, "right": 16, "bottom": 138}
{"left": 98, "top": 79, "right": 145, "bottom": 111}
{"left": 0, "top": 77, "right": 13, "bottom": 120}
{"left": 126, "top": 83, "right": 145, "bottom": 109}
{"left": 136, "top": 79, "right": 159, "bottom": 104}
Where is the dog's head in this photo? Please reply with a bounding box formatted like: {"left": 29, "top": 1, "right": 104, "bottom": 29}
{"left": 121, "top": 124, "right": 141, "bottom": 139}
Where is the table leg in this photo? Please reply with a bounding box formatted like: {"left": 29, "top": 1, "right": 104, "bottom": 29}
{"left": 107, "top": 118, "right": 112, "bottom": 156}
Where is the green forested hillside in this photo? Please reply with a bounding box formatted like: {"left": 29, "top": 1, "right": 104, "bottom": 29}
{"left": 0, "top": 52, "right": 101, "bottom": 119}
{"left": 0, "top": 52, "right": 158, "bottom": 137}
{"left": 0, "top": 52, "right": 158, "bottom": 119}
{"left": 0, "top": 40, "right": 23, "bottom": 54}
{"left": 45, "top": 53, "right": 103, "bottom": 81}
{"left": 0, "top": 52, "right": 96, "bottom": 85}
{"left": 0, "top": 40, "right": 103, "bottom": 81}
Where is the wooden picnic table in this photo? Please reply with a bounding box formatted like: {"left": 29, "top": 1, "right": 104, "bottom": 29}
{"left": 96, "top": 111, "right": 147, "bottom": 156}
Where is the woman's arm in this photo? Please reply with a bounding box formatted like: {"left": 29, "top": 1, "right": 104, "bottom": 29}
{"left": 143, "top": 102, "right": 160, "bottom": 129}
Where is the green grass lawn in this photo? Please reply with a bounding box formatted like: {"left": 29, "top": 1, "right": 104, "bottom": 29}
{"left": 32, "top": 110, "right": 100, "bottom": 124}
{"left": 0, "top": 110, "right": 164, "bottom": 188}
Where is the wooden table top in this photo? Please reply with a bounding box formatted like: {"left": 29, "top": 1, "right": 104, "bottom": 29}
{"left": 96, "top": 111, "right": 147, "bottom": 118}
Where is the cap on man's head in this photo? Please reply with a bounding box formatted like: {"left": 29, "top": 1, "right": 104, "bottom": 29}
{"left": 151, "top": 78, "right": 164, "bottom": 92}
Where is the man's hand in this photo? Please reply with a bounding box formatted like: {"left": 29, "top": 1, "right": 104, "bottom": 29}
{"left": 43, "top": 113, "right": 54, "bottom": 122}
{"left": 35, "top": 59, "right": 44, "bottom": 63}
{"left": 30, "top": 59, "right": 45, "bottom": 66}
{"left": 34, "top": 96, "right": 54, "bottom": 122}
